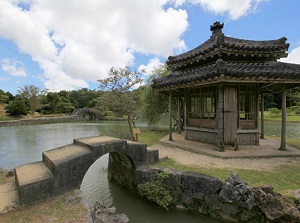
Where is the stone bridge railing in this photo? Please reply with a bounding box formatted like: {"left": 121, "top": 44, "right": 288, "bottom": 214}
{"left": 14, "top": 136, "right": 159, "bottom": 204}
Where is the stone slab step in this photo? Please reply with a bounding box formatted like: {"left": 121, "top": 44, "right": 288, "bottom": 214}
{"left": 74, "top": 136, "right": 127, "bottom": 158}
{"left": 42, "top": 144, "right": 94, "bottom": 193}
{"left": 74, "top": 136, "right": 126, "bottom": 147}
{"left": 14, "top": 161, "right": 54, "bottom": 204}
{"left": 43, "top": 144, "right": 93, "bottom": 165}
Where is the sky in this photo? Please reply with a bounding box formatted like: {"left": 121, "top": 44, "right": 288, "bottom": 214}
{"left": 0, "top": 0, "right": 299, "bottom": 95}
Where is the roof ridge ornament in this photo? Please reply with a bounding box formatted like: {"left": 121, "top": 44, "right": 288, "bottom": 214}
{"left": 215, "top": 58, "right": 226, "bottom": 73}
{"left": 210, "top": 21, "right": 224, "bottom": 35}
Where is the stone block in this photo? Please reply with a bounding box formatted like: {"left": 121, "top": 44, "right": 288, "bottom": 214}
{"left": 15, "top": 161, "right": 54, "bottom": 204}
{"left": 166, "top": 170, "right": 182, "bottom": 188}
{"left": 74, "top": 136, "right": 127, "bottom": 158}
{"left": 146, "top": 149, "right": 159, "bottom": 164}
{"left": 42, "top": 144, "right": 94, "bottom": 194}
{"left": 181, "top": 171, "right": 222, "bottom": 194}
{"left": 125, "top": 142, "right": 148, "bottom": 167}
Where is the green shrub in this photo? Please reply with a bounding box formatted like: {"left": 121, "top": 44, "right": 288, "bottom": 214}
{"left": 5, "top": 97, "right": 28, "bottom": 115}
{"left": 288, "top": 106, "right": 300, "bottom": 114}
{"left": 138, "top": 171, "right": 173, "bottom": 210}
{"left": 268, "top": 107, "right": 281, "bottom": 116}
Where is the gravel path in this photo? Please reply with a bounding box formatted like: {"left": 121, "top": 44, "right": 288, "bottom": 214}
{"left": 149, "top": 143, "right": 300, "bottom": 171}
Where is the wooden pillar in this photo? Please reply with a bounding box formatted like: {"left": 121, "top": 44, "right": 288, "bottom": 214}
{"left": 178, "top": 97, "right": 181, "bottom": 134}
{"left": 279, "top": 85, "right": 286, "bottom": 150}
{"left": 217, "top": 84, "right": 224, "bottom": 151}
{"left": 169, "top": 91, "right": 173, "bottom": 141}
{"left": 260, "top": 88, "right": 265, "bottom": 139}
{"left": 184, "top": 89, "right": 188, "bottom": 139}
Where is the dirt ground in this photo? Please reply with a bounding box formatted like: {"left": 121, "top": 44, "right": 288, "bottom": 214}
{"left": 149, "top": 143, "right": 300, "bottom": 171}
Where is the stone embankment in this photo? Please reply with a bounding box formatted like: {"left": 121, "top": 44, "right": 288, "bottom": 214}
{"left": 0, "top": 115, "right": 81, "bottom": 127}
{"left": 109, "top": 166, "right": 300, "bottom": 223}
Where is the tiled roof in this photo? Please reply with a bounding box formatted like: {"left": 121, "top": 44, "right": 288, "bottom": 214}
{"left": 167, "top": 22, "right": 289, "bottom": 70}
{"left": 152, "top": 59, "right": 300, "bottom": 90}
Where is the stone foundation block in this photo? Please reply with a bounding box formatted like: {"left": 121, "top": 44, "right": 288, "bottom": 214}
{"left": 14, "top": 161, "right": 54, "bottom": 204}
{"left": 43, "top": 144, "right": 94, "bottom": 194}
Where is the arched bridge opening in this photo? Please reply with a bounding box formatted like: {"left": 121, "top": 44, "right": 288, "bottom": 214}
{"left": 14, "top": 136, "right": 159, "bottom": 205}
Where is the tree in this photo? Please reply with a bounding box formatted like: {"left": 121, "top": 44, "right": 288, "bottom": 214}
{"left": 18, "top": 85, "right": 41, "bottom": 116}
{"left": 0, "top": 90, "right": 14, "bottom": 104}
{"left": 98, "top": 66, "right": 143, "bottom": 141}
{"left": 5, "top": 96, "right": 28, "bottom": 115}
{"left": 142, "top": 65, "right": 171, "bottom": 129}
{"left": 45, "top": 92, "right": 60, "bottom": 113}
{"left": 287, "top": 87, "right": 300, "bottom": 106}
{"left": 68, "top": 88, "right": 99, "bottom": 108}
{"left": 55, "top": 97, "right": 75, "bottom": 113}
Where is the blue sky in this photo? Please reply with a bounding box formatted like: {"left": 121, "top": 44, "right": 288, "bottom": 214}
{"left": 0, "top": 0, "right": 299, "bottom": 95}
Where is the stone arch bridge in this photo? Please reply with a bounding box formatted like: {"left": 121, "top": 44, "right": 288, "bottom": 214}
{"left": 14, "top": 136, "right": 159, "bottom": 204}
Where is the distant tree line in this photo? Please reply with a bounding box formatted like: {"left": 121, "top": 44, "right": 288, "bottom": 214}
{"left": 1, "top": 87, "right": 100, "bottom": 116}
{"left": 1, "top": 66, "right": 300, "bottom": 128}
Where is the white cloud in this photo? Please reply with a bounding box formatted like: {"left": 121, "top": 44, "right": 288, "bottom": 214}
{"left": 280, "top": 46, "right": 300, "bottom": 64}
{"left": 175, "top": 0, "right": 268, "bottom": 20}
{"left": 0, "top": 76, "right": 8, "bottom": 81}
{"left": 0, "top": 0, "right": 189, "bottom": 91}
{"left": 1, "top": 58, "right": 27, "bottom": 77}
{"left": 138, "top": 57, "right": 164, "bottom": 76}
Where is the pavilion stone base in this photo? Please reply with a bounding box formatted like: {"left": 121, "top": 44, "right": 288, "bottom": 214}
{"left": 185, "top": 128, "right": 217, "bottom": 145}
{"left": 185, "top": 128, "right": 259, "bottom": 147}
{"left": 237, "top": 130, "right": 260, "bottom": 145}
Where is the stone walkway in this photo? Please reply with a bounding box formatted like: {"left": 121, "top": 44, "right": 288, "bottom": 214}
{"left": 0, "top": 182, "right": 18, "bottom": 213}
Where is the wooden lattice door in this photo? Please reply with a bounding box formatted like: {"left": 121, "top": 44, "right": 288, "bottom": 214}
{"left": 224, "top": 87, "right": 237, "bottom": 146}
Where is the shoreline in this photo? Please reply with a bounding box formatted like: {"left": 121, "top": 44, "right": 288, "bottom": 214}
{"left": 0, "top": 115, "right": 128, "bottom": 127}
{"left": 0, "top": 115, "right": 81, "bottom": 127}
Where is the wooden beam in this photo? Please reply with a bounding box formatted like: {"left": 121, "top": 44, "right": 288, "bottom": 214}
{"left": 169, "top": 91, "right": 173, "bottom": 141}
{"left": 279, "top": 85, "right": 286, "bottom": 150}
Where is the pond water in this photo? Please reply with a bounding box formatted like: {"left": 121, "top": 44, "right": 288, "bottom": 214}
{"left": 1, "top": 120, "right": 299, "bottom": 222}
{"left": 80, "top": 154, "right": 221, "bottom": 223}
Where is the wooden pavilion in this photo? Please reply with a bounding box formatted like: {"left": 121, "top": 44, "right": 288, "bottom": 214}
{"left": 152, "top": 22, "right": 300, "bottom": 151}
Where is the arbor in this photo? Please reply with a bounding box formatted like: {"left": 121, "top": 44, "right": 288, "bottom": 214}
{"left": 98, "top": 67, "right": 143, "bottom": 141}
{"left": 18, "top": 85, "right": 41, "bottom": 116}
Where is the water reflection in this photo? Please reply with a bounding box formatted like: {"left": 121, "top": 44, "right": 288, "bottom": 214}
{"left": 81, "top": 154, "right": 113, "bottom": 208}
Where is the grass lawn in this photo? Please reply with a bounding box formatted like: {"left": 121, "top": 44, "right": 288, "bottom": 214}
{"left": 262, "top": 111, "right": 300, "bottom": 122}
{"left": 139, "top": 129, "right": 168, "bottom": 146}
{"left": 159, "top": 158, "right": 300, "bottom": 197}
{"left": 267, "top": 136, "right": 300, "bottom": 149}
{"left": 0, "top": 190, "right": 90, "bottom": 223}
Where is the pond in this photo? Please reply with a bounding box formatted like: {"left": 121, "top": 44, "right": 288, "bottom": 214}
{"left": 1, "top": 120, "right": 299, "bottom": 222}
